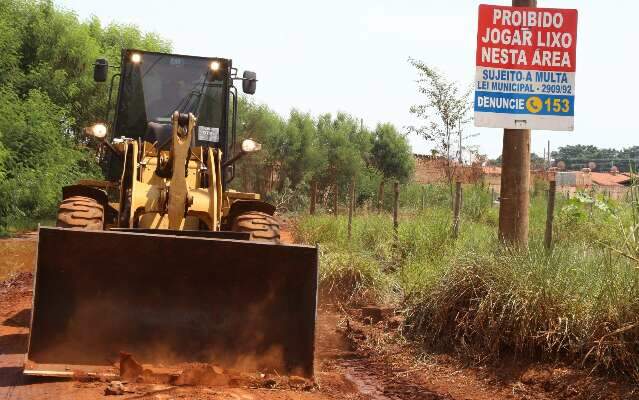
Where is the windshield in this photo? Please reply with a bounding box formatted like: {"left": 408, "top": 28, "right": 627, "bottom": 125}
{"left": 114, "top": 52, "right": 226, "bottom": 141}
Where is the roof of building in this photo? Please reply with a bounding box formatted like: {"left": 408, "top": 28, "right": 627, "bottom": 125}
{"left": 590, "top": 172, "right": 632, "bottom": 186}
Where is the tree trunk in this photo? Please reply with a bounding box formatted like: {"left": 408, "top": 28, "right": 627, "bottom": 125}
{"left": 497, "top": 0, "right": 536, "bottom": 248}
{"left": 498, "top": 129, "right": 531, "bottom": 247}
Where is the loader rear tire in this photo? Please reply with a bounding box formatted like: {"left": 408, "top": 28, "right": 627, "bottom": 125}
{"left": 231, "top": 211, "right": 280, "bottom": 243}
{"left": 56, "top": 196, "right": 104, "bottom": 230}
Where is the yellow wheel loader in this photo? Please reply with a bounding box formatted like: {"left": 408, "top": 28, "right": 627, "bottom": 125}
{"left": 25, "top": 50, "right": 317, "bottom": 378}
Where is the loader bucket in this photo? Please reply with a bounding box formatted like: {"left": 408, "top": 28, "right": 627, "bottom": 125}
{"left": 25, "top": 227, "right": 318, "bottom": 378}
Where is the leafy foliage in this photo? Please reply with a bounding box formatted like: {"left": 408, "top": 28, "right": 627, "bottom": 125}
{"left": 407, "top": 58, "right": 472, "bottom": 161}
{"left": 407, "top": 58, "right": 472, "bottom": 204}
{"left": 233, "top": 100, "right": 413, "bottom": 212}
{"left": 0, "top": 0, "right": 170, "bottom": 231}
{"left": 371, "top": 123, "right": 414, "bottom": 184}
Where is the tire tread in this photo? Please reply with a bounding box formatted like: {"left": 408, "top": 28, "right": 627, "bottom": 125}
{"left": 56, "top": 196, "right": 104, "bottom": 230}
{"left": 231, "top": 211, "right": 280, "bottom": 242}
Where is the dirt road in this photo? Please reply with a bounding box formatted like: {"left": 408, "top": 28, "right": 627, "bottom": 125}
{"left": 1, "top": 232, "right": 636, "bottom": 400}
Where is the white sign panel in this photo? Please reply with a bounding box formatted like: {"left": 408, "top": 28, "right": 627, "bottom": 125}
{"left": 474, "top": 5, "right": 578, "bottom": 131}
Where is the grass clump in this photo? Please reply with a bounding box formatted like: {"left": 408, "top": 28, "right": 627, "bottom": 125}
{"left": 293, "top": 214, "right": 395, "bottom": 304}
{"left": 318, "top": 249, "right": 394, "bottom": 305}
{"left": 294, "top": 183, "right": 639, "bottom": 379}
{"left": 405, "top": 243, "right": 639, "bottom": 376}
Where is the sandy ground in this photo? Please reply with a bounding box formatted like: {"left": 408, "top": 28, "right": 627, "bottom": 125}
{"left": 1, "top": 230, "right": 638, "bottom": 400}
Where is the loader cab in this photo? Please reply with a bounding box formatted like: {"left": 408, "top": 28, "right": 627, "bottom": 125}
{"left": 100, "top": 49, "right": 255, "bottom": 183}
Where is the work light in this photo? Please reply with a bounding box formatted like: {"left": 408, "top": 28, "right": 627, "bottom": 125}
{"left": 241, "top": 139, "right": 262, "bottom": 153}
{"left": 85, "top": 123, "right": 108, "bottom": 140}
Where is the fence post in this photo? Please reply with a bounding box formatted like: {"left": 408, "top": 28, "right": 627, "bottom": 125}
{"left": 393, "top": 181, "right": 399, "bottom": 237}
{"left": 491, "top": 187, "right": 495, "bottom": 207}
{"left": 421, "top": 186, "right": 425, "bottom": 211}
{"left": 544, "top": 169, "right": 557, "bottom": 251}
{"left": 309, "top": 180, "right": 317, "bottom": 215}
{"left": 378, "top": 180, "right": 385, "bottom": 213}
{"left": 333, "top": 183, "right": 339, "bottom": 217}
{"left": 348, "top": 179, "right": 355, "bottom": 239}
{"left": 452, "top": 181, "right": 462, "bottom": 238}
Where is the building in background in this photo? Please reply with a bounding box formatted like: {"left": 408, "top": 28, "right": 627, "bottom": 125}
{"left": 413, "top": 154, "right": 482, "bottom": 185}
{"left": 413, "top": 155, "right": 635, "bottom": 200}
{"left": 413, "top": 155, "right": 447, "bottom": 184}
{"left": 589, "top": 170, "right": 633, "bottom": 199}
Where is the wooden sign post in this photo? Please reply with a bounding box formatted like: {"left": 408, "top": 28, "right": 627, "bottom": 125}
{"left": 475, "top": 1, "right": 578, "bottom": 246}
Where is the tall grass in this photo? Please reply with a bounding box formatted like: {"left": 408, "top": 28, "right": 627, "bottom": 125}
{"left": 293, "top": 183, "right": 639, "bottom": 379}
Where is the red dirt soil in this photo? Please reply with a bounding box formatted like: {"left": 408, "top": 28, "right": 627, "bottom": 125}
{"left": 1, "top": 232, "right": 637, "bottom": 399}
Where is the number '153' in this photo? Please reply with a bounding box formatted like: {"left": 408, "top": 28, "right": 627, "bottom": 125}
{"left": 544, "top": 98, "right": 570, "bottom": 113}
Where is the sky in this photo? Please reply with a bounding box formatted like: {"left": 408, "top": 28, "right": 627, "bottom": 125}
{"left": 58, "top": 0, "right": 638, "bottom": 158}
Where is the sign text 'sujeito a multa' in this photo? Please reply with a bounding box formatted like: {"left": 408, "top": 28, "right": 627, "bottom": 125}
{"left": 474, "top": 5, "right": 577, "bottom": 131}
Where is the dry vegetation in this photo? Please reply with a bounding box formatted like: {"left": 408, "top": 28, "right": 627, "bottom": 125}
{"left": 293, "top": 182, "right": 639, "bottom": 380}
{"left": 0, "top": 235, "right": 36, "bottom": 280}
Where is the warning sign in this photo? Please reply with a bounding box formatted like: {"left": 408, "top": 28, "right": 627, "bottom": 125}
{"left": 474, "top": 4, "right": 578, "bottom": 131}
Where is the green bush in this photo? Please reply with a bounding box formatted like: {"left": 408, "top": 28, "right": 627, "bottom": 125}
{"left": 0, "top": 0, "right": 171, "bottom": 233}
{"left": 0, "top": 89, "right": 101, "bottom": 230}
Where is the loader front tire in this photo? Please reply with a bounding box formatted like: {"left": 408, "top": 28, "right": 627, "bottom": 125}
{"left": 56, "top": 196, "right": 104, "bottom": 230}
{"left": 231, "top": 211, "right": 280, "bottom": 243}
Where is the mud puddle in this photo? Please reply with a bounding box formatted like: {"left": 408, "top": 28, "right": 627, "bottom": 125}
{"left": 343, "top": 362, "right": 391, "bottom": 400}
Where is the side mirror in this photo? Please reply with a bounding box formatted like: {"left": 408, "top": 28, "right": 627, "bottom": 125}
{"left": 242, "top": 71, "right": 257, "bottom": 95}
{"left": 94, "top": 59, "right": 108, "bottom": 82}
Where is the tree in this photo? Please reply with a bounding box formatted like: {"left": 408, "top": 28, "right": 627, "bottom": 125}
{"left": 317, "top": 113, "right": 372, "bottom": 184}
{"left": 0, "top": 0, "right": 171, "bottom": 229}
{"left": 407, "top": 58, "right": 471, "bottom": 205}
{"left": 271, "top": 110, "right": 323, "bottom": 190}
{"left": 371, "top": 123, "right": 414, "bottom": 210}
{"left": 313, "top": 113, "right": 374, "bottom": 211}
